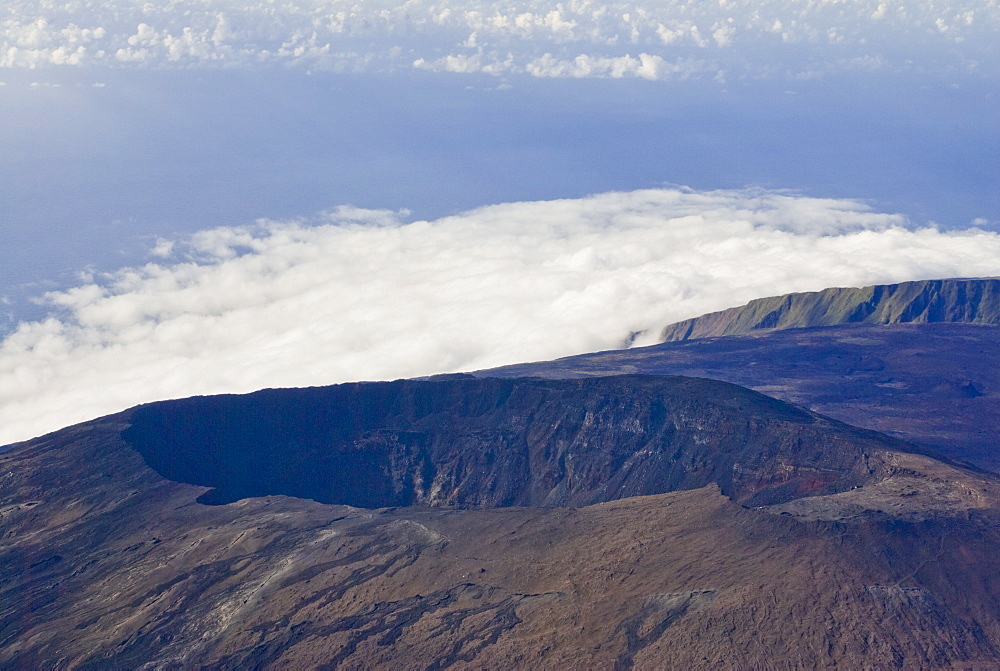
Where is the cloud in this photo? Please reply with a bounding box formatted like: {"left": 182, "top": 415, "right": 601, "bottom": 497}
{"left": 413, "top": 51, "right": 711, "bottom": 80}
{"left": 1, "top": 1, "right": 996, "bottom": 77}
{"left": 523, "top": 52, "right": 706, "bottom": 80}
{"left": 3, "top": 187, "right": 1000, "bottom": 446}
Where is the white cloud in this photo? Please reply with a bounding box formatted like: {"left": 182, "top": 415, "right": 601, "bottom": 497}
{"left": 416, "top": 49, "right": 712, "bottom": 80}
{"left": 413, "top": 51, "right": 517, "bottom": 75}
{"left": 0, "top": 1, "right": 996, "bottom": 77}
{"left": 3, "top": 187, "right": 1000, "bottom": 446}
{"left": 524, "top": 52, "right": 709, "bottom": 79}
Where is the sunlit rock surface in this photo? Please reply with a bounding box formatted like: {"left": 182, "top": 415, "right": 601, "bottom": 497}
{"left": 660, "top": 278, "right": 1000, "bottom": 342}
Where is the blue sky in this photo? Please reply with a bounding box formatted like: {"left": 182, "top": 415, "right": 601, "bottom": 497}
{"left": 1, "top": 0, "right": 998, "bottom": 443}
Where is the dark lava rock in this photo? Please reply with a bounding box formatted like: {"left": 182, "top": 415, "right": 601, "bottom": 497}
{"left": 121, "top": 375, "right": 910, "bottom": 509}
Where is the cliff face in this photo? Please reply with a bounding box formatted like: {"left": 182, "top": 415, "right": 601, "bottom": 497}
{"left": 659, "top": 277, "right": 1000, "bottom": 342}
{"left": 121, "top": 375, "right": 910, "bottom": 510}
{"left": 486, "top": 322, "right": 1000, "bottom": 473}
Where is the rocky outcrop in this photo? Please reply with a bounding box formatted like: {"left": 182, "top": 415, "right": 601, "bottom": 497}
{"left": 659, "top": 277, "right": 1000, "bottom": 342}
{"left": 121, "top": 375, "right": 912, "bottom": 509}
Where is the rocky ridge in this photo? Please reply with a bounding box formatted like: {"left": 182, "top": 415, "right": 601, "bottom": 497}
{"left": 123, "top": 375, "right": 933, "bottom": 510}
{"left": 659, "top": 277, "right": 1000, "bottom": 342}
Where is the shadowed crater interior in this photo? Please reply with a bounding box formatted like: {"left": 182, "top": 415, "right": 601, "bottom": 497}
{"left": 121, "top": 375, "right": 908, "bottom": 509}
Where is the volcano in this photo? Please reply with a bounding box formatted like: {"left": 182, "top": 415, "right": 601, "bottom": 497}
{"left": 3, "top": 279, "right": 1000, "bottom": 668}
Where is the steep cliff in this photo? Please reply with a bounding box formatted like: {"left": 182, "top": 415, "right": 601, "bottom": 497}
{"left": 486, "top": 322, "right": 1000, "bottom": 473}
{"left": 659, "top": 277, "right": 1000, "bottom": 342}
{"left": 121, "top": 375, "right": 915, "bottom": 510}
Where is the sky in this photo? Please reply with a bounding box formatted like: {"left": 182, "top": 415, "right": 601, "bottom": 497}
{"left": 1, "top": 0, "right": 998, "bottom": 444}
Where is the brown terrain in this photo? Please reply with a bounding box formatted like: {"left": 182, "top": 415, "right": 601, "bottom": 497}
{"left": 2, "top": 374, "right": 1000, "bottom": 669}
{"left": 2, "top": 278, "right": 1000, "bottom": 669}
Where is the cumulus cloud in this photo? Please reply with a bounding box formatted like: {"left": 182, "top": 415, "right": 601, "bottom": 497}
{"left": 414, "top": 50, "right": 710, "bottom": 80}
{"left": 1, "top": 0, "right": 996, "bottom": 77}
{"left": 3, "top": 187, "right": 1000, "bottom": 445}
{"left": 524, "top": 52, "right": 709, "bottom": 80}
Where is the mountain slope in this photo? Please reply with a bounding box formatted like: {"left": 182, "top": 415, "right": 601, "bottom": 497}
{"left": 487, "top": 322, "right": 1000, "bottom": 473}
{"left": 659, "top": 277, "right": 1000, "bottom": 342}
{"left": 2, "top": 376, "right": 999, "bottom": 668}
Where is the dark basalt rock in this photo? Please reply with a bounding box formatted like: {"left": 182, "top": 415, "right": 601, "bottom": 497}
{"left": 659, "top": 277, "right": 1000, "bottom": 342}
{"left": 122, "top": 375, "right": 907, "bottom": 509}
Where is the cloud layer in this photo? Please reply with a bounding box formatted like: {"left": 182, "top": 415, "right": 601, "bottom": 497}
{"left": 3, "top": 187, "right": 1000, "bottom": 445}
{"left": 2, "top": 0, "right": 997, "bottom": 78}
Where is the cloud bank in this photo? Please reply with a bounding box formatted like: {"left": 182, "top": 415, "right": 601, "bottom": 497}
{"left": 2, "top": 0, "right": 997, "bottom": 79}
{"left": 3, "top": 187, "right": 1000, "bottom": 445}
